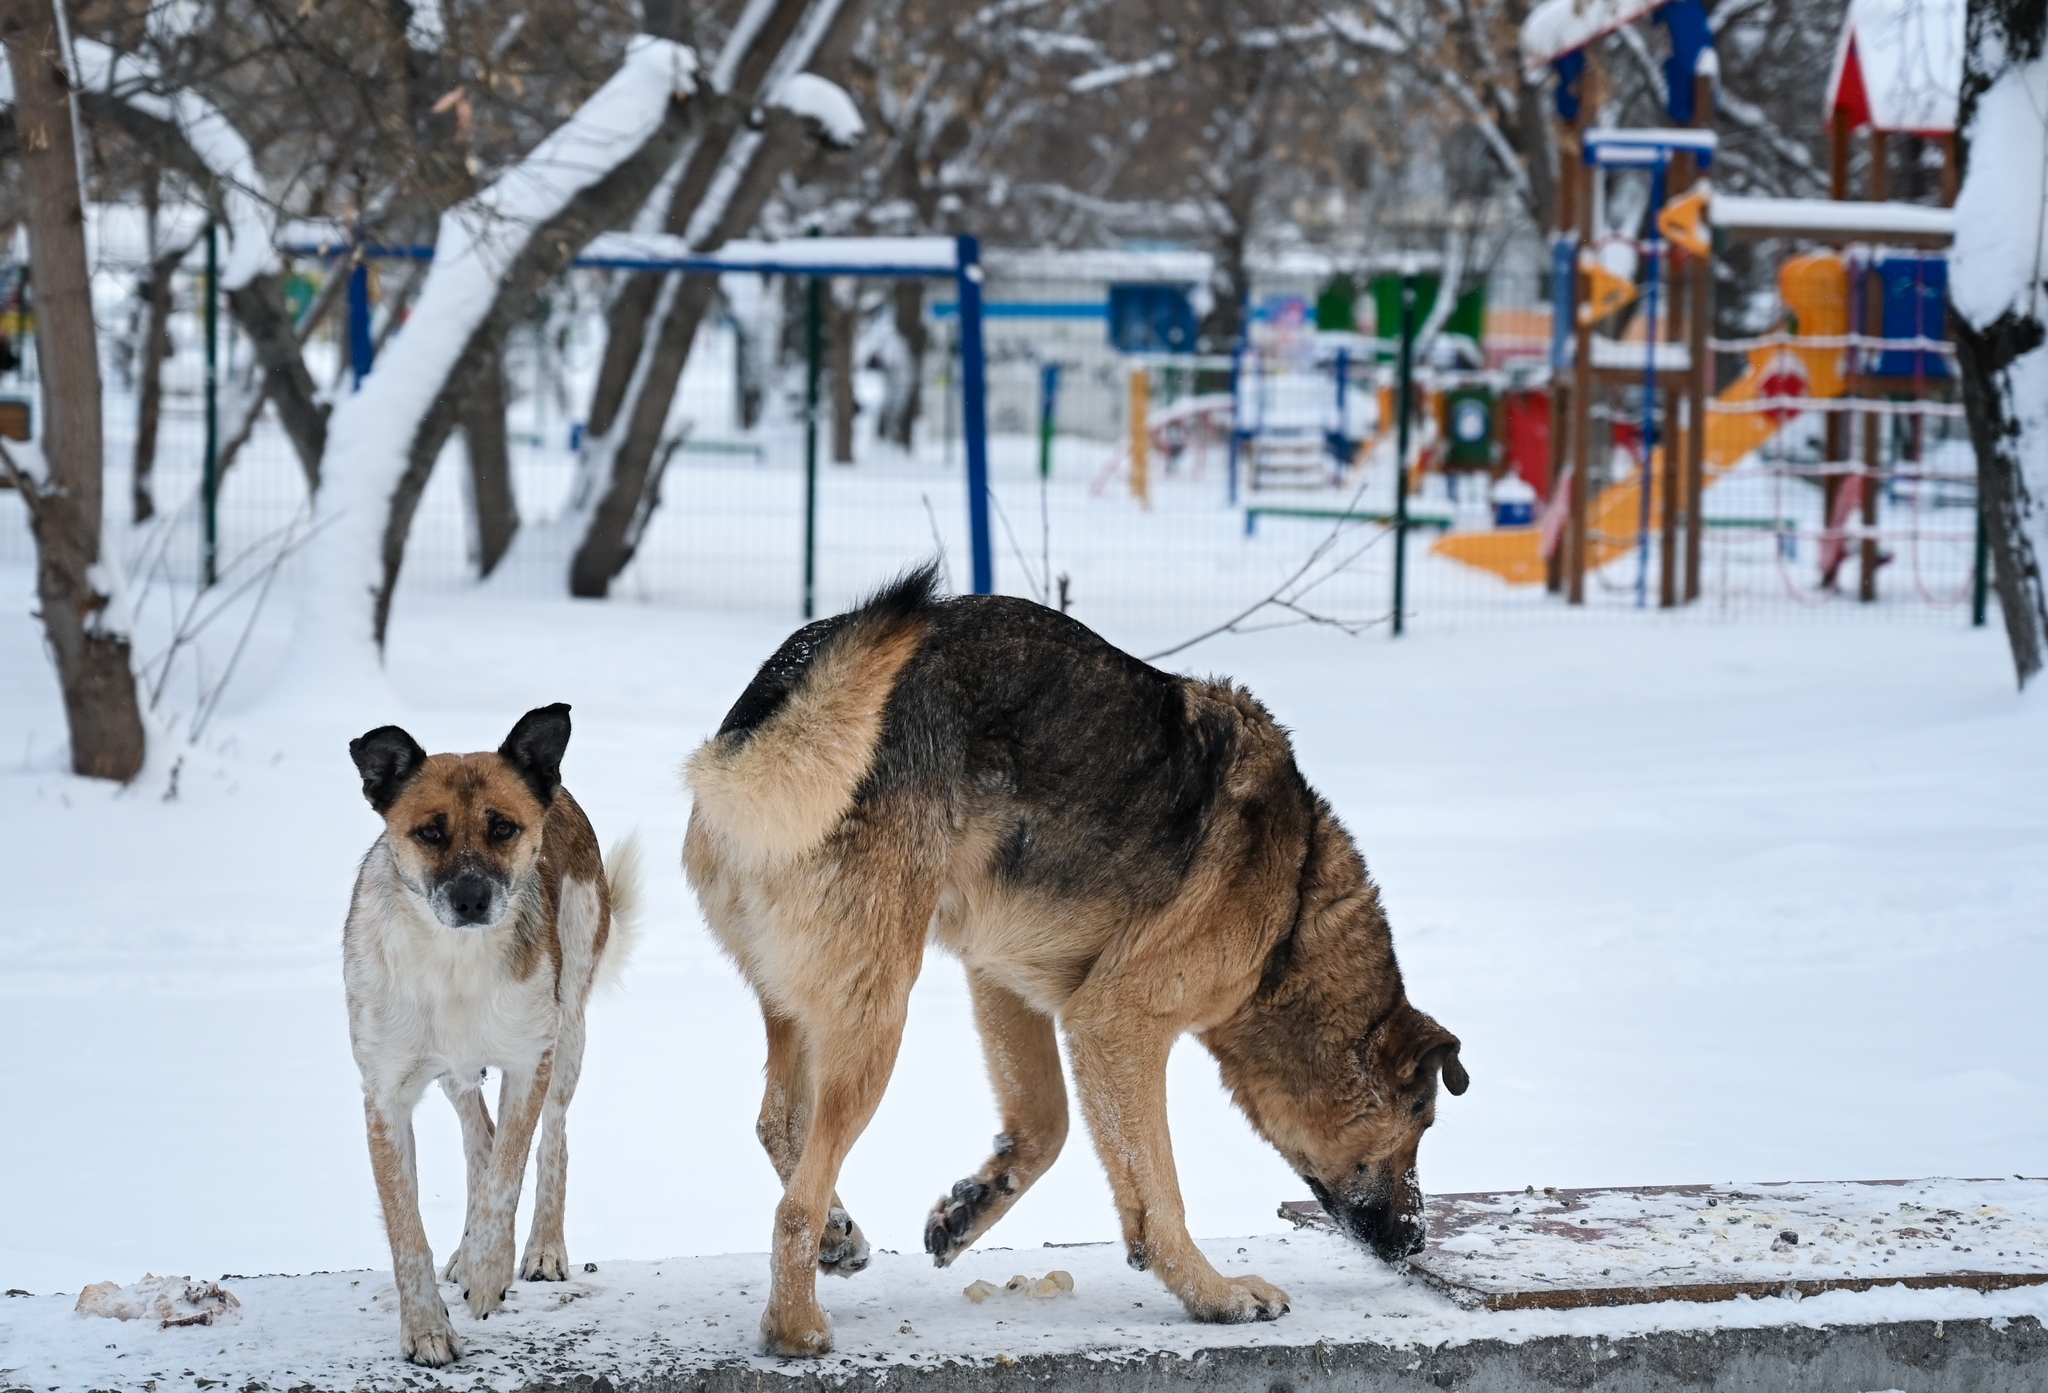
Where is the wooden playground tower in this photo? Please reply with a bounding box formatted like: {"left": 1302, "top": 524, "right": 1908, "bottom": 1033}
{"left": 1525, "top": 0, "right": 1961, "bottom": 608}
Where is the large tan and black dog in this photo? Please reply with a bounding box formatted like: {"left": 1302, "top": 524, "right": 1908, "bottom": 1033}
{"left": 345, "top": 704, "right": 636, "bottom": 1367}
{"left": 685, "top": 567, "right": 1467, "bottom": 1357}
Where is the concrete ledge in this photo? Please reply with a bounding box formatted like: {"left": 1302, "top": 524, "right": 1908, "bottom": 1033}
{"left": 8, "top": 1235, "right": 2048, "bottom": 1393}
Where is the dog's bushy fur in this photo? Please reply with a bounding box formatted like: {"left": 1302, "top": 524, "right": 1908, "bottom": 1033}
{"left": 686, "top": 568, "right": 1466, "bottom": 1357}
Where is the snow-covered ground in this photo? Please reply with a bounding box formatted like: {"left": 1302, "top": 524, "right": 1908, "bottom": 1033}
{"left": 5, "top": 559, "right": 2043, "bottom": 1300}
{"left": 8, "top": 1232, "right": 2048, "bottom": 1392}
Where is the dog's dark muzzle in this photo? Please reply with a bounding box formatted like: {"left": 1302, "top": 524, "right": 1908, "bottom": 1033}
{"left": 443, "top": 872, "right": 502, "bottom": 926}
{"left": 1305, "top": 1176, "right": 1427, "bottom": 1264}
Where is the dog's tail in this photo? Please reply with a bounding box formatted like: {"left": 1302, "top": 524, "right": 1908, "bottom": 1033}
{"left": 593, "top": 833, "right": 643, "bottom": 993}
{"left": 685, "top": 563, "right": 939, "bottom": 866}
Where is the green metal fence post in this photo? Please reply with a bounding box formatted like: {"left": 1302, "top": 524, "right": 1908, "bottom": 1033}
{"left": 1391, "top": 272, "right": 1417, "bottom": 636}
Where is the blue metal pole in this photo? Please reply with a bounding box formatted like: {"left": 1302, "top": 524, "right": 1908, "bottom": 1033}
{"left": 348, "top": 258, "right": 373, "bottom": 389}
{"left": 957, "top": 234, "right": 994, "bottom": 595}
{"left": 1636, "top": 160, "right": 1667, "bottom": 611}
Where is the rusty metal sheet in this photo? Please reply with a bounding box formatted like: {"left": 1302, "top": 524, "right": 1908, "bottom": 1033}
{"left": 1280, "top": 1177, "right": 2048, "bottom": 1312}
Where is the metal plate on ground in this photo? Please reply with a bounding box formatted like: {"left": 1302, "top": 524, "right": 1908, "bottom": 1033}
{"left": 1280, "top": 1177, "right": 2048, "bottom": 1311}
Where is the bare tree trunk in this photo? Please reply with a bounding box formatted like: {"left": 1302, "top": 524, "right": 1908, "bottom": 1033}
{"left": 876, "top": 278, "right": 925, "bottom": 450}
{"left": 226, "top": 273, "right": 327, "bottom": 489}
{"left": 1956, "top": 308, "right": 2046, "bottom": 683}
{"left": 132, "top": 245, "right": 179, "bottom": 523}
{"left": 463, "top": 339, "right": 518, "bottom": 576}
{"left": 1952, "top": 0, "right": 2048, "bottom": 686}
{"left": 83, "top": 91, "right": 329, "bottom": 491}
{"left": 731, "top": 285, "right": 768, "bottom": 429}
{"left": 568, "top": 110, "right": 813, "bottom": 596}
{"left": 827, "top": 278, "right": 857, "bottom": 464}
{"left": 1, "top": 0, "right": 146, "bottom": 781}
{"left": 578, "top": 0, "right": 823, "bottom": 440}
{"left": 365, "top": 72, "right": 702, "bottom": 645}
{"left": 565, "top": 0, "right": 871, "bottom": 596}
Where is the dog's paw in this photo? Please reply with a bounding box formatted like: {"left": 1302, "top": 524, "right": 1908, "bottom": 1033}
{"left": 923, "top": 1177, "right": 993, "bottom": 1265}
{"left": 818, "top": 1207, "right": 869, "bottom": 1276}
{"left": 461, "top": 1241, "right": 515, "bottom": 1319}
{"left": 400, "top": 1314, "right": 463, "bottom": 1367}
{"left": 1188, "top": 1274, "right": 1291, "bottom": 1324}
{"left": 759, "top": 1302, "right": 833, "bottom": 1357}
{"left": 520, "top": 1239, "right": 570, "bottom": 1283}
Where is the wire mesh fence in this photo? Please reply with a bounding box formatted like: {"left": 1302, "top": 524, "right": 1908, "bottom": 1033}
{"left": 0, "top": 242, "right": 1993, "bottom": 669}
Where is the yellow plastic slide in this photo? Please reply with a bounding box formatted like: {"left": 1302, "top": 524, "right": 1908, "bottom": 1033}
{"left": 1433, "top": 254, "right": 1847, "bottom": 585}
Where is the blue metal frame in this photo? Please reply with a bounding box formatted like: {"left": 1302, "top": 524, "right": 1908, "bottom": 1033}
{"left": 301, "top": 234, "right": 997, "bottom": 597}
{"left": 955, "top": 234, "right": 994, "bottom": 596}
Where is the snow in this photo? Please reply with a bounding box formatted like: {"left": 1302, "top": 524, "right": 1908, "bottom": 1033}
{"left": 1068, "top": 52, "right": 1176, "bottom": 93}
{"left": 1521, "top": 0, "right": 1660, "bottom": 71}
{"left": 5, "top": 1236, "right": 2046, "bottom": 1390}
{"left": 579, "top": 230, "right": 959, "bottom": 273}
{"left": 1712, "top": 194, "right": 1957, "bottom": 239}
{"left": 5, "top": 558, "right": 2046, "bottom": 1340}
{"left": 291, "top": 35, "right": 697, "bottom": 690}
{"left": 1826, "top": 0, "right": 1963, "bottom": 134}
{"left": 768, "top": 72, "right": 864, "bottom": 147}
{"left": 1580, "top": 338, "right": 1692, "bottom": 371}
{"left": 1950, "top": 57, "right": 2048, "bottom": 332}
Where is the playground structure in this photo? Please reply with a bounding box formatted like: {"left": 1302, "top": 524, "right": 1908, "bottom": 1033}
{"left": 1425, "top": 0, "right": 1971, "bottom": 613}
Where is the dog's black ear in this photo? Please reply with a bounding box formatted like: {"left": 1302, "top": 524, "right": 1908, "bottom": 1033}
{"left": 350, "top": 726, "right": 428, "bottom": 813}
{"left": 1427, "top": 1039, "right": 1469, "bottom": 1097}
{"left": 499, "top": 703, "right": 572, "bottom": 806}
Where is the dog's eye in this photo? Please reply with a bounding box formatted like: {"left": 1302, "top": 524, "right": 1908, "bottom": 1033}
{"left": 487, "top": 815, "right": 521, "bottom": 844}
{"left": 412, "top": 822, "right": 445, "bottom": 846}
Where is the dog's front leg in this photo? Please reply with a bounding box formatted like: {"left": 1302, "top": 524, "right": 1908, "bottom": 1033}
{"left": 440, "top": 1075, "right": 495, "bottom": 1284}
{"left": 363, "top": 1093, "right": 462, "bottom": 1366}
{"left": 460, "top": 1053, "right": 554, "bottom": 1319}
{"left": 1064, "top": 1010, "right": 1290, "bottom": 1325}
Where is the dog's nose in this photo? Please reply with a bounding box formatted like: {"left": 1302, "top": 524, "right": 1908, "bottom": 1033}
{"left": 446, "top": 873, "right": 496, "bottom": 925}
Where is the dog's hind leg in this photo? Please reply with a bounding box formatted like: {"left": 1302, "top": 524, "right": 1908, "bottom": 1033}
{"left": 758, "top": 1006, "right": 869, "bottom": 1276}
{"left": 440, "top": 1074, "right": 495, "bottom": 1284}
{"left": 760, "top": 911, "right": 927, "bottom": 1357}
{"left": 924, "top": 970, "right": 1069, "bottom": 1264}
{"left": 459, "top": 1052, "right": 554, "bottom": 1320}
{"left": 522, "top": 877, "right": 603, "bottom": 1282}
{"left": 520, "top": 1010, "right": 583, "bottom": 1281}
{"left": 1064, "top": 999, "right": 1290, "bottom": 1325}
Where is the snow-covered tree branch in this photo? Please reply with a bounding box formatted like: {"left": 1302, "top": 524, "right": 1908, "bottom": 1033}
{"left": 295, "top": 34, "right": 702, "bottom": 673}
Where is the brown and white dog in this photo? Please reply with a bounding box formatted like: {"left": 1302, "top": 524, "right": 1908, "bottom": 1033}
{"left": 685, "top": 568, "right": 1466, "bottom": 1357}
{"left": 344, "top": 703, "right": 635, "bottom": 1367}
